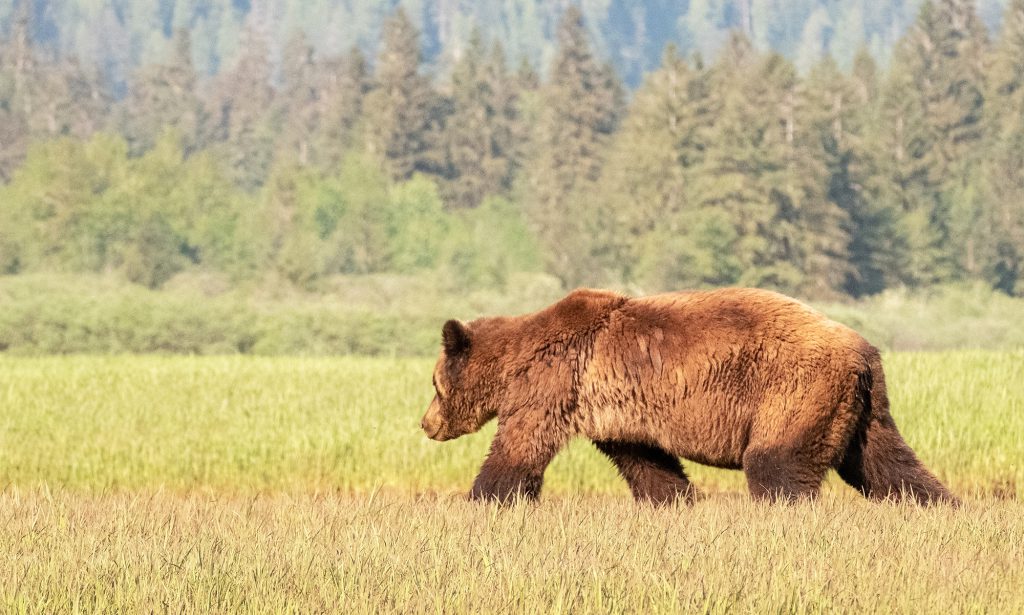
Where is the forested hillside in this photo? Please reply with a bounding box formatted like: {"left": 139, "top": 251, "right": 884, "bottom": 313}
{"left": 1, "top": 0, "right": 1023, "bottom": 304}
{"left": 0, "top": 0, "right": 1014, "bottom": 86}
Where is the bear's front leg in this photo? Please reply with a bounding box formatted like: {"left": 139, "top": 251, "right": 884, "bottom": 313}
{"left": 470, "top": 421, "right": 563, "bottom": 504}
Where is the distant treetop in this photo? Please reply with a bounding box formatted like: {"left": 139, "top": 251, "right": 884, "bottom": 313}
{"left": 0, "top": 0, "right": 1012, "bottom": 89}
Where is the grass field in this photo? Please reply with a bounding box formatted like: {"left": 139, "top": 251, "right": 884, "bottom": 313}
{"left": 1, "top": 353, "right": 1022, "bottom": 612}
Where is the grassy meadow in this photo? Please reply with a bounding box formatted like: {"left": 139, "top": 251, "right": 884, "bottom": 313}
{"left": 1, "top": 353, "right": 1022, "bottom": 612}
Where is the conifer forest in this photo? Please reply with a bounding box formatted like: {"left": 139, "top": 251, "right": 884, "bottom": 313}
{"left": 1, "top": 0, "right": 1023, "bottom": 311}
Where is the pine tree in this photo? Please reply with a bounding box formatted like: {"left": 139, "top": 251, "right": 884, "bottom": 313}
{"left": 440, "top": 31, "right": 518, "bottom": 209}
{"left": 2, "top": 2, "right": 108, "bottom": 146}
{"left": 206, "top": 18, "right": 277, "bottom": 190}
{"left": 362, "top": 8, "right": 437, "bottom": 181}
{"left": 508, "top": 54, "right": 541, "bottom": 182}
{"left": 0, "top": 9, "right": 30, "bottom": 181}
{"left": 688, "top": 34, "right": 848, "bottom": 296}
{"left": 4, "top": 1, "right": 38, "bottom": 136}
{"left": 688, "top": 35, "right": 789, "bottom": 289}
{"left": 597, "top": 45, "right": 721, "bottom": 288}
{"left": 314, "top": 47, "right": 369, "bottom": 171}
{"left": 524, "top": 6, "right": 624, "bottom": 285}
{"left": 769, "top": 52, "right": 850, "bottom": 297}
{"left": 977, "top": 0, "right": 1024, "bottom": 294}
{"left": 277, "top": 31, "right": 320, "bottom": 167}
{"left": 805, "top": 52, "right": 894, "bottom": 296}
{"left": 906, "top": 0, "right": 988, "bottom": 186}
{"left": 120, "top": 29, "right": 203, "bottom": 156}
{"left": 876, "top": 0, "right": 989, "bottom": 284}
{"left": 487, "top": 42, "right": 526, "bottom": 188}
{"left": 869, "top": 54, "right": 934, "bottom": 287}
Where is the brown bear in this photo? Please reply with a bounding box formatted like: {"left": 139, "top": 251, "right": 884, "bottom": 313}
{"left": 420, "top": 287, "right": 957, "bottom": 505}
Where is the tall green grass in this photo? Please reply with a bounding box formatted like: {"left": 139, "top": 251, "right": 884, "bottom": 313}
{"left": 1, "top": 353, "right": 1020, "bottom": 497}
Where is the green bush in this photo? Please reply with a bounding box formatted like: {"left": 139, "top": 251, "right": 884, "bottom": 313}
{"left": 0, "top": 274, "right": 440, "bottom": 356}
{"left": 2, "top": 274, "right": 1022, "bottom": 355}
{"left": 819, "top": 283, "right": 1024, "bottom": 351}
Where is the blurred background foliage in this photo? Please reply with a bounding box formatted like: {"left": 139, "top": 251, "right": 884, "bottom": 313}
{"left": 1, "top": 0, "right": 1024, "bottom": 354}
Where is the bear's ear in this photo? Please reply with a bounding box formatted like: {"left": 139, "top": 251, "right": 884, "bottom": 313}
{"left": 442, "top": 319, "right": 471, "bottom": 356}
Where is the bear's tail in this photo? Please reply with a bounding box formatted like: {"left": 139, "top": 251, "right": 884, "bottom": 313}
{"left": 837, "top": 348, "right": 959, "bottom": 505}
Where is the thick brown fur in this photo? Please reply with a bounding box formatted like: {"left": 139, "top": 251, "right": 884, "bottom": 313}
{"left": 421, "top": 287, "right": 957, "bottom": 506}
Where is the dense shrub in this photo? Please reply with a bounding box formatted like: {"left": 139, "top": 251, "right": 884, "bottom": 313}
{"left": 1, "top": 274, "right": 1022, "bottom": 355}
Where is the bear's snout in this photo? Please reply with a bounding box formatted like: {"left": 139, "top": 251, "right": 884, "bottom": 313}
{"left": 421, "top": 399, "right": 447, "bottom": 441}
{"left": 421, "top": 414, "right": 443, "bottom": 440}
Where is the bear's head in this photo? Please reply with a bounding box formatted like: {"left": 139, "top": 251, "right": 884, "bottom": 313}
{"left": 421, "top": 319, "right": 500, "bottom": 441}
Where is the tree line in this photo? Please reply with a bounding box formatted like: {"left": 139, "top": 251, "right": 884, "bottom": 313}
{"left": 2, "top": 0, "right": 1004, "bottom": 89}
{"left": 1, "top": 0, "right": 1023, "bottom": 298}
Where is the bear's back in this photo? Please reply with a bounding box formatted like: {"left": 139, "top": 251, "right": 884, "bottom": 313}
{"left": 622, "top": 287, "right": 863, "bottom": 352}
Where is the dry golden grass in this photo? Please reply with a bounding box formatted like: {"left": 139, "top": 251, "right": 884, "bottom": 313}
{"left": 1, "top": 488, "right": 1021, "bottom": 613}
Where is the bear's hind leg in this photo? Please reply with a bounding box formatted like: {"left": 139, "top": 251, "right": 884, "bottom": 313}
{"left": 743, "top": 447, "right": 828, "bottom": 503}
{"left": 836, "top": 415, "right": 958, "bottom": 505}
{"left": 595, "top": 441, "right": 696, "bottom": 505}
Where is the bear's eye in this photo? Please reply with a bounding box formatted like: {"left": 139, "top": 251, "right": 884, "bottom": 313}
{"left": 432, "top": 375, "right": 444, "bottom": 399}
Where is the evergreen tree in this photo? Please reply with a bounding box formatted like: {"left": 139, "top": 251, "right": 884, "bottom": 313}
{"left": 277, "top": 31, "right": 320, "bottom": 167}
{"left": 0, "top": 23, "right": 29, "bottom": 181}
{"left": 876, "top": 0, "right": 989, "bottom": 284}
{"left": 487, "top": 42, "right": 527, "bottom": 188}
{"left": 6, "top": 0, "right": 1024, "bottom": 299}
{"left": 689, "top": 35, "right": 788, "bottom": 290}
{"left": 806, "top": 52, "right": 894, "bottom": 296}
{"left": 0, "top": 0, "right": 1003, "bottom": 108}
{"left": 769, "top": 52, "right": 850, "bottom": 297}
{"left": 363, "top": 8, "right": 437, "bottom": 181}
{"left": 440, "top": 31, "right": 518, "bottom": 209}
{"left": 688, "top": 34, "right": 849, "bottom": 296}
{"left": 524, "top": 6, "right": 624, "bottom": 285}
{"left": 1, "top": 3, "right": 108, "bottom": 147}
{"left": 120, "top": 29, "right": 203, "bottom": 156}
{"left": 314, "top": 47, "right": 369, "bottom": 171}
{"left": 977, "top": 0, "right": 1024, "bottom": 294}
{"left": 206, "top": 18, "right": 277, "bottom": 191}
{"left": 869, "top": 52, "right": 935, "bottom": 287}
{"left": 906, "top": 0, "right": 988, "bottom": 186}
{"left": 597, "top": 45, "right": 723, "bottom": 288}
{"left": 508, "top": 55, "right": 541, "bottom": 182}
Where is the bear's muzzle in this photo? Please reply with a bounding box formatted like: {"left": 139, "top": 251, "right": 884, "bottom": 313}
{"left": 421, "top": 398, "right": 447, "bottom": 441}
